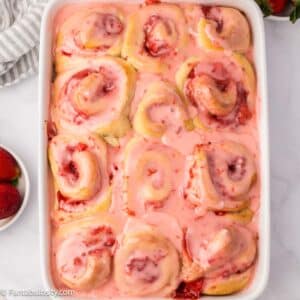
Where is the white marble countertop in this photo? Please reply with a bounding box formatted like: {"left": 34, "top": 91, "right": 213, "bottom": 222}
{"left": 0, "top": 20, "right": 299, "bottom": 300}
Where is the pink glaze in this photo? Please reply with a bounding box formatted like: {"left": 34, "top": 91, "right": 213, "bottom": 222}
{"left": 185, "top": 213, "right": 257, "bottom": 279}
{"left": 122, "top": 138, "right": 186, "bottom": 215}
{"left": 49, "top": 135, "right": 110, "bottom": 223}
{"left": 202, "top": 7, "right": 251, "bottom": 53}
{"left": 50, "top": 2, "right": 260, "bottom": 298}
{"left": 148, "top": 103, "right": 181, "bottom": 131}
{"left": 52, "top": 59, "right": 128, "bottom": 135}
{"left": 53, "top": 4, "right": 125, "bottom": 62}
{"left": 54, "top": 3, "right": 126, "bottom": 36}
{"left": 56, "top": 234, "right": 88, "bottom": 281}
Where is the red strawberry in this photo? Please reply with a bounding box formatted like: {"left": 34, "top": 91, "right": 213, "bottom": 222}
{"left": 174, "top": 279, "right": 204, "bottom": 299}
{"left": 255, "top": 0, "right": 288, "bottom": 15}
{"left": 0, "top": 148, "right": 20, "bottom": 181}
{"left": 0, "top": 183, "right": 22, "bottom": 219}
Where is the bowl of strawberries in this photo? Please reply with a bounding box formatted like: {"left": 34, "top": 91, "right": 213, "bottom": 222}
{"left": 255, "top": 0, "right": 300, "bottom": 22}
{"left": 0, "top": 145, "right": 29, "bottom": 231}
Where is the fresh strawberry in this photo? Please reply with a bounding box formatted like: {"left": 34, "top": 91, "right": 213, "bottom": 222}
{"left": 0, "top": 183, "right": 22, "bottom": 219}
{"left": 255, "top": 0, "right": 288, "bottom": 15}
{"left": 0, "top": 148, "right": 20, "bottom": 181}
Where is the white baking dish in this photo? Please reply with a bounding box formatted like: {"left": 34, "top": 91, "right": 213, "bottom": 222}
{"left": 38, "top": 0, "right": 270, "bottom": 299}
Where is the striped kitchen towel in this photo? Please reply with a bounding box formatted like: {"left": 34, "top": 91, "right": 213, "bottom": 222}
{"left": 0, "top": 0, "right": 48, "bottom": 88}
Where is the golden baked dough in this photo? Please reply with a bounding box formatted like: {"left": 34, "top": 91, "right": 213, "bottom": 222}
{"left": 176, "top": 53, "right": 256, "bottom": 129}
{"left": 122, "top": 3, "right": 188, "bottom": 73}
{"left": 55, "top": 6, "right": 125, "bottom": 73}
{"left": 133, "top": 81, "right": 189, "bottom": 139}
{"left": 52, "top": 56, "right": 136, "bottom": 145}
{"left": 48, "top": 134, "right": 111, "bottom": 223}
{"left": 184, "top": 141, "right": 256, "bottom": 213}
{"left": 197, "top": 7, "right": 251, "bottom": 53}
{"left": 114, "top": 220, "right": 180, "bottom": 297}
{"left": 54, "top": 214, "right": 119, "bottom": 290}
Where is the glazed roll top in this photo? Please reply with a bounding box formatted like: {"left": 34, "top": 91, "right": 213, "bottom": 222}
{"left": 54, "top": 214, "right": 119, "bottom": 291}
{"left": 123, "top": 137, "right": 184, "bottom": 213}
{"left": 133, "top": 81, "right": 189, "bottom": 140}
{"left": 184, "top": 141, "right": 256, "bottom": 213}
{"left": 52, "top": 56, "right": 136, "bottom": 143}
{"left": 48, "top": 134, "right": 111, "bottom": 223}
{"left": 55, "top": 6, "right": 125, "bottom": 73}
{"left": 183, "top": 216, "right": 257, "bottom": 295}
{"left": 176, "top": 53, "right": 256, "bottom": 129}
{"left": 198, "top": 6, "right": 251, "bottom": 53}
{"left": 114, "top": 219, "right": 180, "bottom": 297}
{"left": 122, "top": 3, "right": 188, "bottom": 73}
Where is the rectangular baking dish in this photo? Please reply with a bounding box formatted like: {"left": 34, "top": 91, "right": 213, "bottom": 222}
{"left": 38, "top": 0, "right": 270, "bottom": 299}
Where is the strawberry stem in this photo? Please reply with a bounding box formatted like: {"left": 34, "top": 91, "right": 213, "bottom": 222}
{"left": 11, "top": 178, "right": 19, "bottom": 187}
{"left": 255, "top": 0, "right": 272, "bottom": 16}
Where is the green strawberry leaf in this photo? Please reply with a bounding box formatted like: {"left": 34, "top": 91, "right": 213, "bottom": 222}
{"left": 11, "top": 177, "right": 19, "bottom": 187}
{"left": 290, "top": 3, "right": 300, "bottom": 23}
{"left": 255, "top": 0, "right": 273, "bottom": 17}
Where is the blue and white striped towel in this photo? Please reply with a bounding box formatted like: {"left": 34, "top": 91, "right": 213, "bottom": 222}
{"left": 0, "top": 0, "right": 48, "bottom": 88}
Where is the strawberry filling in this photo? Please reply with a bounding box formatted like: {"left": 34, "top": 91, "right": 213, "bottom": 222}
{"left": 227, "top": 156, "right": 247, "bottom": 181}
{"left": 186, "top": 63, "right": 251, "bottom": 126}
{"left": 84, "top": 226, "right": 116, "bottom": 255}
{"left": 207, "top": 151, "right": 248, "bottom": 199}
{"left": 202, "top": 6, "right": 224, "bottom": 33}
{"left": 58, "top": 226, "right": 116, "bottom": 282}
{"left": 62, "top": 161, "right": 79, "bottom": 182}
{"left": 145, "top": 0, "right": 161, "bottom": 4}
{"left": 59, "top": 143, "right": 88, "bottom": 183}
{"left": 47, "top": 121, "right": 58, "bottom": 141}
{"left": 72, "top": 13, "right": 123, "bottom": 51}
{"left": 188, "top": 62, "right": 229, "bottom": 85}
{"left": 125, "top": 257, "right": 159, "bottom": 283}
{"left": 102, "top": 14, "right": 124, "bottom": 35}
{"left": 144, "top": 16, "right": 176, "bottom": 57}
{"left": 175, "top": 278, "right": 204, "bottom": 299}
{"left": 64, "top": 68, "right": 116, "bottom": 123}
{"left": 66, "top": 69, "right": 115, "bottom": 98}
{"left": 125, "top": 250, "right": 166, "bottom": 283}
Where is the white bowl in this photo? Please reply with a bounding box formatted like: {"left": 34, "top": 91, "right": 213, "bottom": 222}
{"left": 267, "top": 15, "right": 290, "bottom": 21}
{"left": 0, "top": 144, "right": 30, "bottom": 231}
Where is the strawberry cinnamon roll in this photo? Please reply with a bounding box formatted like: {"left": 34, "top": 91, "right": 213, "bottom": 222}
{"left": 182, "top": 216, "right": 257, "bottom": 295}
{"left": 55, "top": 6, "right": 125, "bottom": 73}
{"left": 114, "top": 218, "right": 180, "bottom": 297}
{"left": 184, "top": 141, "right": 256, "bottom": 213}
{"left": 176, "top": 53, "right": 256, "bottom": 129}
{"left": 133, "top": 82, "right": 189, "bottom": 140}
{"left": 48, "top": 134, "right": 111, "bottom": 223}
{"left": 122, "top": 4, "right": 188, "bottom": 73}
{"left": 52, "top": 57, "right": 136, "bottom": 144}
{"left": 123, "top": 137, "right": 184, "bottom": 213}
{"left": 54, "top": 214, "right": 119, "bottom": 290}
{"left": 198, "top": 7, "right": 251, "bottom": 53}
